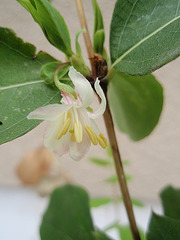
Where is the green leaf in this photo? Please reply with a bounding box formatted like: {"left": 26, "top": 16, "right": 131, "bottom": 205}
{"left": 118, "top": 225, "right": 146, "bottom": 240}
{"left": 92, "top": 0, "right": 105, "bottom": 54}
{"left": 17, "top": 0, "right": 42, "bottom": 27}
{"left": 0, "top": 27, "right": 60, "bottom": 145}
{"left": 40, "top": 185, "right": 96, "bottom": 240}
{"left": 18, "top": 0, "right": 73, "bottom": 56}
{"left": 108, "top": 70, "right": 163, "bottom": 141}
{"left": 94, "top": 30, "right": 105, "bottom": 55}
{"left": 75, "top": 30, "right": 86, "bottom": 57}
{"left": 147, "top": 213, "right": 180, "bottom": 240}
{"left": 90, "top": 157, "right": 112, "bottom": 166}
{"left": 106, "top": 145, "right": 112, "bottom": 158}
{"left": 90, "top": 197, "right": 112, "bottom": 208}
{"left": 160, "top": 185, "right": 180, "bottom": 220}
{"left": 131, "top": 199, "right": 144, "bottom": 208}
{"left": 110, "top": 0, "right": 180, "bottom": 75}
{"left": 105, "top": 174, "right": 131, "bottom": 183}
{"left": 105, "top": 175, "right": 118, "bottom": 183}
{"left": 93, "top": 231, "right": 112, "bottom": 240}
{"left": 40, "top": 61, "right": 61, "bottom": 84}
{"left": 118, "top": 197, "right": 144, "bottom": 207}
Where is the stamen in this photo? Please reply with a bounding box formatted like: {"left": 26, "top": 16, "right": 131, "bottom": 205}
{"left": 56, "top": 112, "right": 71, "bottom": 140}
{"left": 71, "top": 132, "right": 76, "bottom": 142}
{"left": 74, "top": 121, "right": 83, "bottom": 143}
{"left": 85, "top": 125, "right": 98, "bottom": 145}
{"left": 99, "top": 133, "right": 107, "bottom": 145}
{"left": 96, "top": 134, "right": 107, "bottom": 149}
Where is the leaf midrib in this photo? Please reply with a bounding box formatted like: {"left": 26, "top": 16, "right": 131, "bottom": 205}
{"left": 0, "top": 80, "right": 44, "bottom": 91}
{"left": 111, "top": 15, "right": 180, "bottom": 68}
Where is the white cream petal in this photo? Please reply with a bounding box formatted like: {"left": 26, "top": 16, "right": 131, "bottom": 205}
{"left": 88, "top": 79, "right": 106, "bottom": 119}
{"left": 68, "top": 66, "right": 94, "bottom": 107}
{"left": 69, "top": 132, "right": 91, "bottom": 161}
{"left": 27, "top": 104, "right": 72, "bottom": 120}
{"left": 44, "top": 118, "right": 71, "bottom": 155}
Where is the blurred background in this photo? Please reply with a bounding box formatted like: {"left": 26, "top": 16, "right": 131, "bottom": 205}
{"left": 0, "top": 0, "right": 180, "bottom": 239}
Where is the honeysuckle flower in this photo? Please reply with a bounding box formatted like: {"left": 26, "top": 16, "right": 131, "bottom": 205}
{"left": 27, "top": 66, "right": 107, "bottom": 160}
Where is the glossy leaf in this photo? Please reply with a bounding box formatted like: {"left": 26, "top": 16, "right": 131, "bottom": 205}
{"left": 90, "top": 197, "right": 112, "bottom": 208}
{"left": 17, "top": 0, "right": 73, "bottom": 56}
{"left": 160, "top": 185, "right": 180, "bottom": 220}
{"left": 40, "top": 185, "right": 96, "bottom": 240}
{"left": 0, "top": 27, "right": 60, "bottom": 144}
{"left": 108, "top": 70, "right": 163, "bottom": 140}
{"left": 147, "top": 213, "right": 180, "bottom": 240}
{"left": 110, "top": 0, "right": 180, "bottom": 75}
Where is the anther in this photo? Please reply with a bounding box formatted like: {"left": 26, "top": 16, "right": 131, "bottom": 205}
{"left": 56, "top": 112, "right": 71, "bottom": 140}
{"left": 96, "top": 134, "right": 107, "bottom": 149}
{"left": 74, "top": 121, "right": 83, "bottom": 143}
{"left": 85, "top": 125, "right": 98, "bottom": 145}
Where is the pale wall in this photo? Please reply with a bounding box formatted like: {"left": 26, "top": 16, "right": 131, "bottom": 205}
{"left": 0, "top": 0, "right": 180, "bottom": 201}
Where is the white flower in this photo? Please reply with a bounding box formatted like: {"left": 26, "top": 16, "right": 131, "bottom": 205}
{"left": 27, "top": 66, "right": 107, "bottom": 160}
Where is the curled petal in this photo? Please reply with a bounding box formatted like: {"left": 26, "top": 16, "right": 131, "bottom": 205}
{"left": 68, "top": 66, "right": 94, "bottom": 107}
{"left": 27, "top": 104, "right": 72, "bottom": 120}
{"left": 88, "top": 79, "right": 106, "bottom": 119}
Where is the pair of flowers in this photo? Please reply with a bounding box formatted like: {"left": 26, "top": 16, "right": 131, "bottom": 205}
{"left": 28, "top": 67, "right": 107, "bottom": 160}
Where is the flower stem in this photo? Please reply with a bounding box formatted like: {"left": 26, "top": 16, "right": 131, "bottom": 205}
{"left": 102, "top": 85, "right": 141, "bottom": 240}
{"left": 75, "top": 1, "right": 140, "bottom": 239}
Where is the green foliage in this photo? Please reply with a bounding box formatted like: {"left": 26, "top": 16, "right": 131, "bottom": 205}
{"left": 92, "top": 0, "right": 105, "bottom": 55}
{"left": 93, "top": 231, "right": 112, "bottom": 240}
{"left": 110, "top": 0, "right": 180, "bottom": 75}
{"left": 105, "top": 174, "right": 132, "bottom": 183}
{"left": 75, "top": 29, "right": 85, "bottom": 57}
{"left": 117, "top": 225, "right": 146, "bottom": 240}
{"left": 40, "top": 185, "right": 112, "bottom": 240}
{"left": 40, "top": 61, "right": 66, "bottom": 84}
{"left": 90, "top": 157, "right": 111, "bottom": 167}
{"left": 108, "top": 70, "right": 163, "bottom": 141}
{"left": 160, "top": 185, "right": 180, "bottom": 220}
{"left": 17, "top": 0, "right": 73, "bottom": 56}
{"left": 147, "top": 185, "right": 180, "bottom": 239}
{"left": 147, "top": 213, "right": 180, "bottom": 240}
{"left": 118, "top": 197, "right": 144, "bottom": 208}
{"left": 0, "top": 27, "right": 60, "bottom": 145}
{"left": 90, "top": 197, "right": 112, "bottom": 208}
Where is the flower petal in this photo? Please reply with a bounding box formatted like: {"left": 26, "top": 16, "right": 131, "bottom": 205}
{"left": 88, "top": 79, "right": 106, "bottom": 119}
{"left": 68, "top": 66, "right": 94, "bottom": 107}
{"left": 44, "top": 118, "right": 70, "bottom": 155}
{"left": 69, "top": 132, "right": 91, "bottom": 160}
{"left": 27, "top": 104, "right": 72, "bottom": 120}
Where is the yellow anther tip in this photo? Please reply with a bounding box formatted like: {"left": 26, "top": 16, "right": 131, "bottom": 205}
{"left": 74, "top": 121, "right": 83, "bottom": 143}
{"left": 85, "top": 125, "right": 98, "bottom": 145}
{"left": 56, "top": 112, "right": 71, "bottom": 140}
{"left": 96, "top": 134, "right": 107, "bottom": 149}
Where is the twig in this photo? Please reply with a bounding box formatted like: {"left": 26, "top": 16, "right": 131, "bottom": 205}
{"left": 75, "top": 1, "right": 140, "bottom": 239}
{"left": 102, "top": 84, "right": 141, "bottom": 240}
{"left": 75, "top": 0, "right": 96, "bottom": 77}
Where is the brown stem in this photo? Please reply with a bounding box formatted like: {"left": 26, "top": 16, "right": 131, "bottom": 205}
{"left": 75, "top": 1, "right": 140, "bottom": 239}
{"left": 75, "top": 0, "right": 96, "bottom": 77}
{"left": 102, "top": 85, "right": 141, "bottom": 240}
